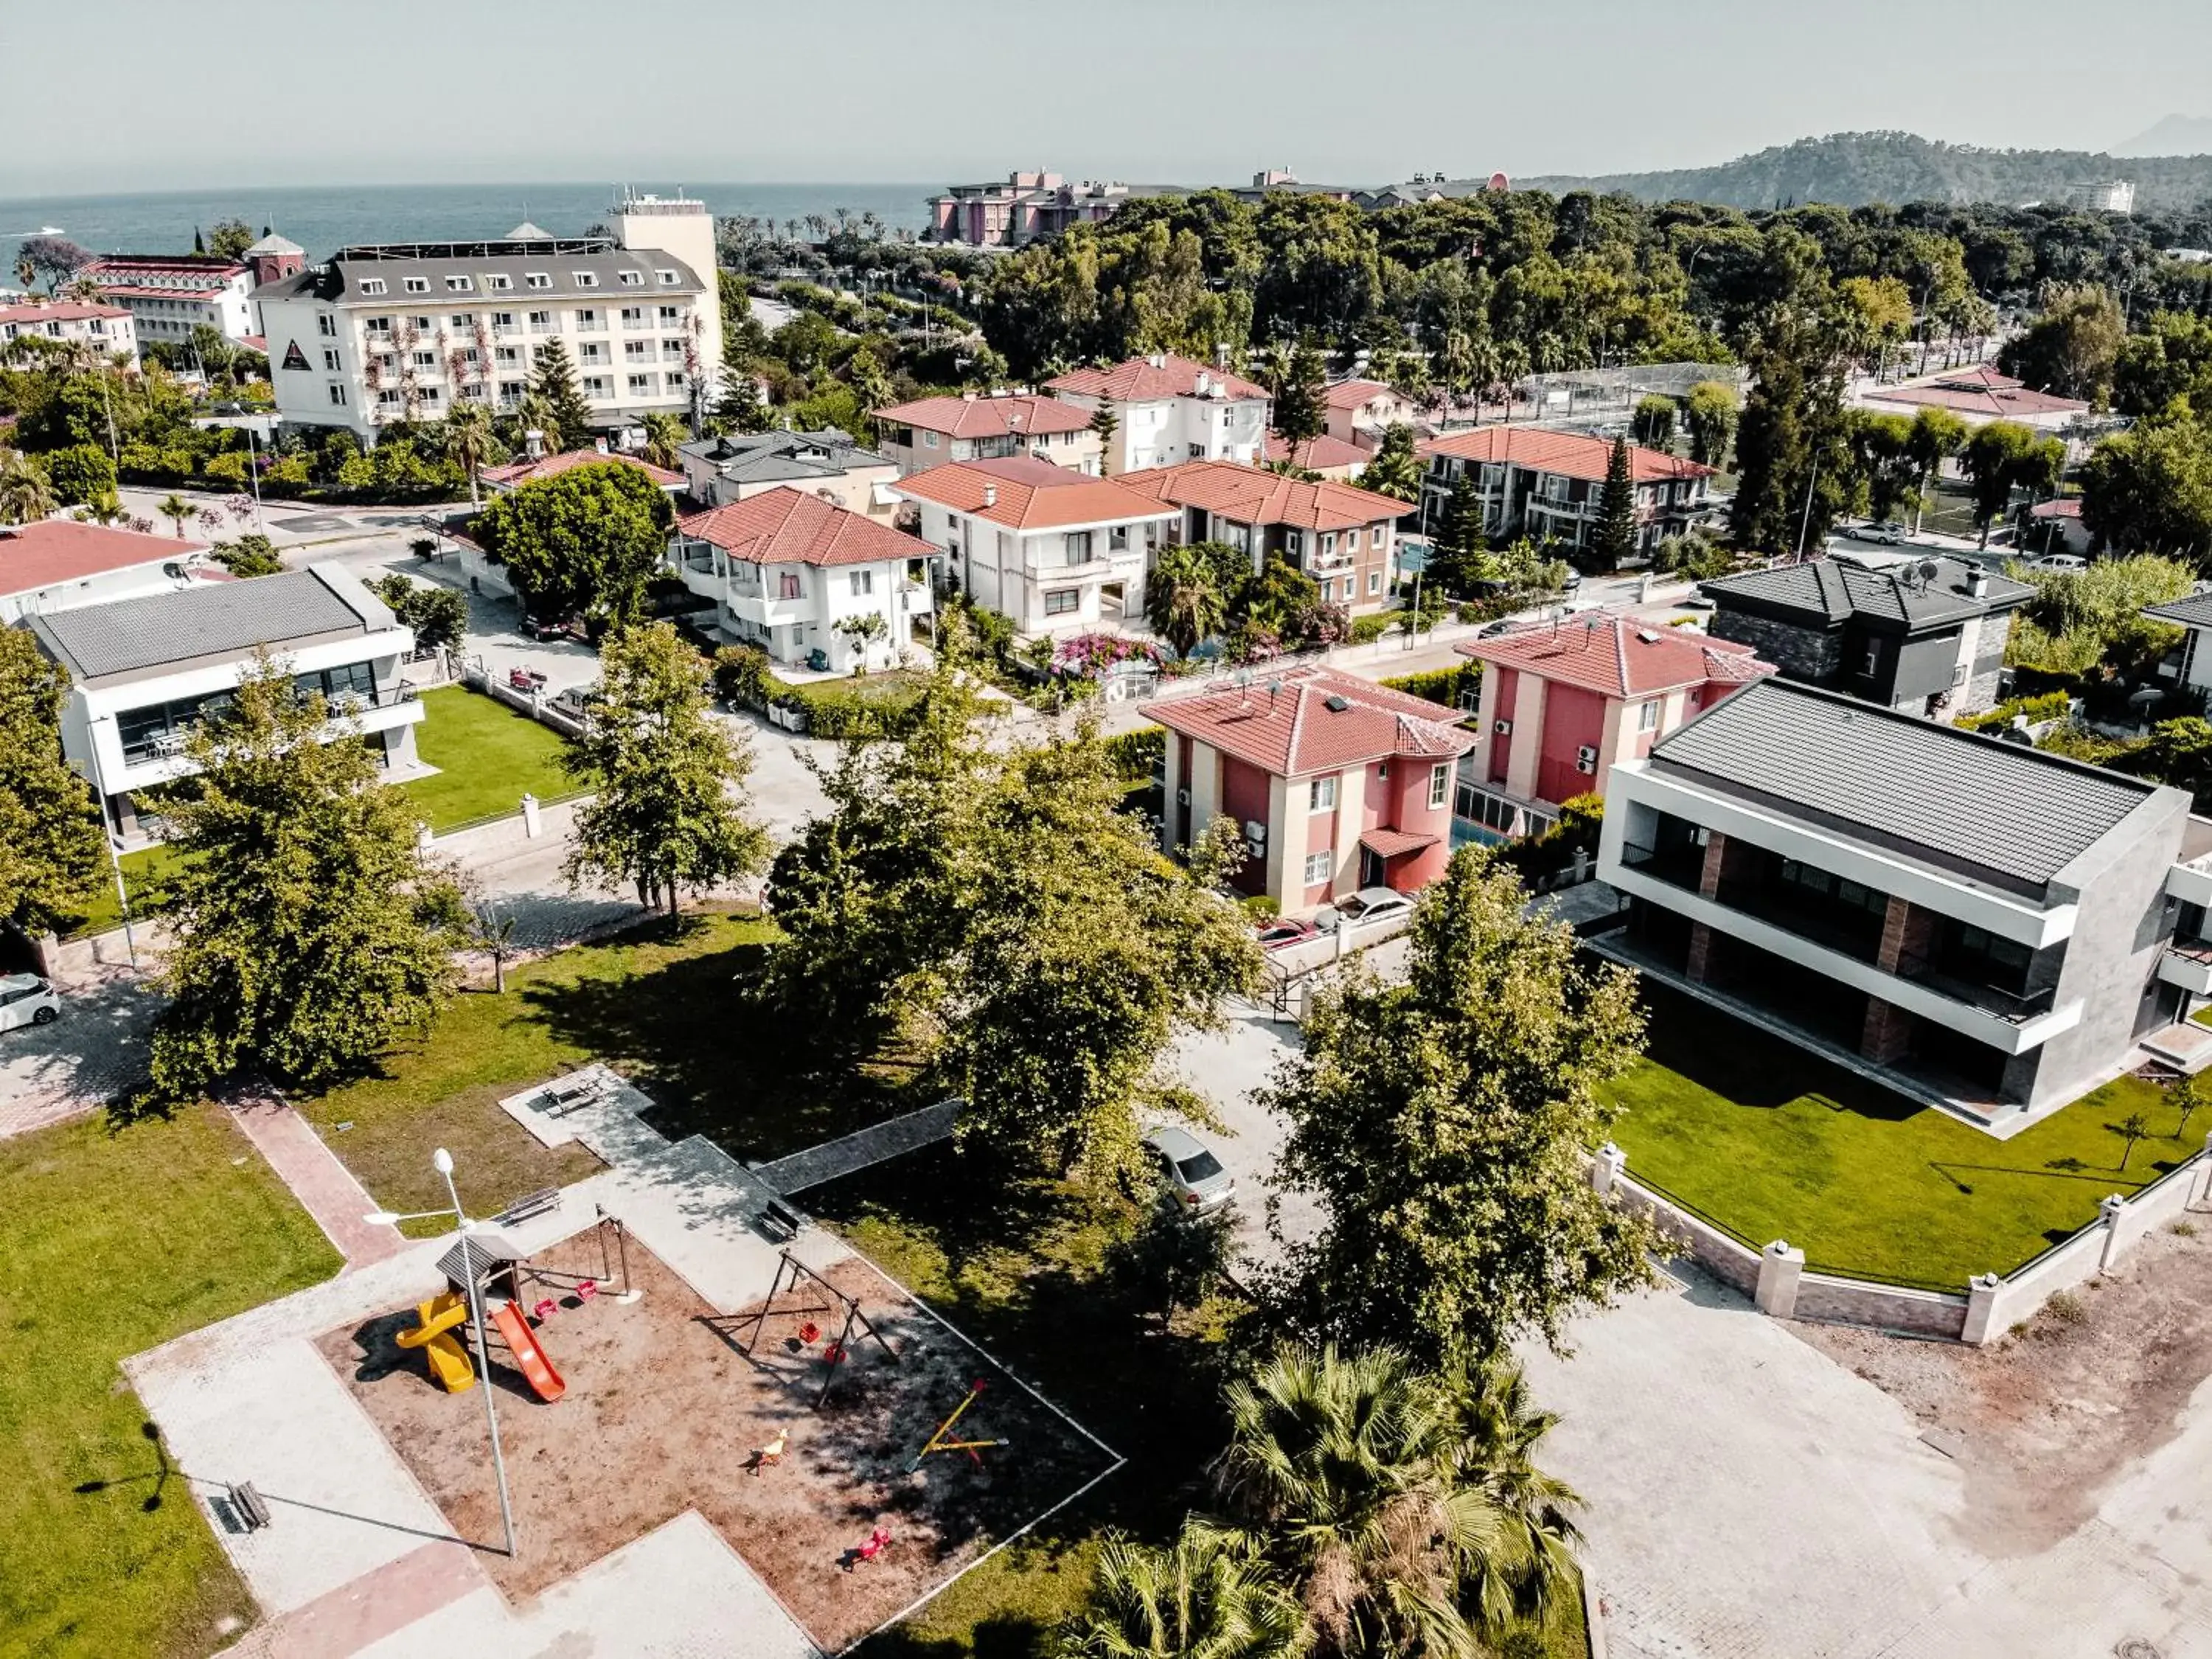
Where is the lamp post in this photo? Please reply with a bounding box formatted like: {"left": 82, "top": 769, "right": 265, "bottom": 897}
{"left": 364, "top": 1148, "right": 517, "bottom": 1557}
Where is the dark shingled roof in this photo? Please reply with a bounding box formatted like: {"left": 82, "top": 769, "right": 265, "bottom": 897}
{"left": 1647, "top": 678, "right": 2157, "bottom": 888}
{"left": 35, "top": 568, "right": 378, "bottom": 680}
{"left": 2143, "top": 590, "right": 2212, "bottom": 630}
{"left": 1701, "top": 556, "right": 2032, "bottom": 630}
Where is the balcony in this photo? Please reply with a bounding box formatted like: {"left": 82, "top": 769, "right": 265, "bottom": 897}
{"left": 1894, "top": 948, "right": 2056, "bottom": 1024}
{"left": 1618, "top": 841, "right": 1706, "bottom": 893}
{"left": 2159, "top": 939, "right": 2212, "bottom": 997}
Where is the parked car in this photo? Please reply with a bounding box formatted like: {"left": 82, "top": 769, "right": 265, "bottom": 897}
{"left": 2024, "top": 554, "right": 2087, "bottom": 574}
{"left": 1335, "top": 887, "right": 1416, "bottom": 929}
{"left": 552, "top": 682, "right": 597, "bottom": 720}
{"left": 1142, "top": 1125, "right": 1236, "bottom": 1214}
{"left": 1256, "top": 917, "right": 1320, "bottom": 951}
{"left": 1477, "top": 617, "right": 1523, "bottom": 639}
{"left": 1846, "top": 521, "right": 1905, "bottom": 545}
{"left": 0, "top": 973, "right": 60, "bottom": 1034}
{"left": 507, "top": 665, "right": 549, "bottom": 693}
{"left": 1558, "top": 567, "right": 1584, "bottom": 591}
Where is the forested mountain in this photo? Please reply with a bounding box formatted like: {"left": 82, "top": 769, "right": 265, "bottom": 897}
{"left": 1519, "top": 132, "right": 2212, "bottom": 213}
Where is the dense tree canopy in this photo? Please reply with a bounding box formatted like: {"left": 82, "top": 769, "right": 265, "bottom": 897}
{"left": 473, "top": 459, "right": 673, "bottom": 630}
{"left": 0, "top": 630, "right": 107, "bottom": 934}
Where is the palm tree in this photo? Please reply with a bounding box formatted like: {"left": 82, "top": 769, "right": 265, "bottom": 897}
{"left": 0, "top": 448, "right": 58, "bottom": 525}
{"left": 156, "top": 493, "right": 192, "bottom": 538}
{"left": 440, "top": 402, "right": 496, "bottom": 509}
{"left": 1430, "top": 1360, "right": 1582, "bottom": 1632}
{"left": 1061, "top": 1527, "right": 1307, "bottom": 1659}
{"left": 1216, "top": 1342, "right": 1574, "bottom": 1659}
{"left": 639, "top": 411, "right": 689, "bottom": 470}
{"left": 1145, "top": 544, "right": 1229, "bottom": 658}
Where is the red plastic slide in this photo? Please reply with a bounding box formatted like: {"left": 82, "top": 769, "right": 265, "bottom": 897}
{"left": 492, "top": 1301, "right": 566, "bottom": 1402}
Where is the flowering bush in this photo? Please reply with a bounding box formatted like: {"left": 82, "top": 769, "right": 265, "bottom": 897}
{"left": 1051, "top": 632, "right": 1164, "bottom": 678}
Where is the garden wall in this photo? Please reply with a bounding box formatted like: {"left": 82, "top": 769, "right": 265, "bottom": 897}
{"left": 1593, "top": 1137, "right": 2212, "bottom": 1345}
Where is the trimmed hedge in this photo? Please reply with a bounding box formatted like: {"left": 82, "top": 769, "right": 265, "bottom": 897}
{"left": 1380, "top": 664, "right": 1482, "bottom": 714}
{"left": 1956, "top": 690, "right": 2073, "bottom": 733}
{"left": 1104, "top": 726, "right": 1166, "bottom": 782}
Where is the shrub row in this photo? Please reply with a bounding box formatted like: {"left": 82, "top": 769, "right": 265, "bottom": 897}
{"left": 1955, "top": 689, "right": 2075, "bottom": 732}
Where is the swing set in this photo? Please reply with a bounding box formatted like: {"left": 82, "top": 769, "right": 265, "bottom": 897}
{"left": 740, "top": 1248, "right": 899, "bottom": 1408}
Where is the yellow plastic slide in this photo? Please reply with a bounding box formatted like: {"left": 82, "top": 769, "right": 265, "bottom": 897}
{"left": 396, "top": 1292, "right": 477, "bottom": 1393}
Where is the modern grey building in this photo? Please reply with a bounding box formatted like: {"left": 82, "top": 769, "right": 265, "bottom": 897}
{"left": 26, "top": 566, "right": 422, "bottom": 838}
{"left": 1596, "top": 678, "right": 2202, "bottom": 1124}
{"left": 1700, "top": 554, "right": 2032, "bottom": 720}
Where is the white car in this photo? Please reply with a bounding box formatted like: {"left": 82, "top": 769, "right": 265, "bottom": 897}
{"left": 1333, "top": 888, "right": 1416, "bottom": 929}
{"left": 1142, "top": 1126, "right": 1236, "bottom": 1214}
{"left": 0, "top": 973, "right": 60, "bottom": 1033}
{"left": 1846, "top": 521, "right": 1905, "bottom": 545}
{"left": 2024, "top": 554, "right": 2087, "bottom": 574}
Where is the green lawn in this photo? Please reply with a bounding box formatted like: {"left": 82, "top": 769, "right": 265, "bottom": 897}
{"left": 299, "top": 909, "right": 927, "bottom": 1231}
{"left": 54, "top": 844, "right": 183, "bottom": 941}
{"left": 1607, "top": 986, "right": 2194, "bottom": 1287}
{"left": 400, "top": 684, "right": 584, "bottom": 833}
{"left": 0, "top": 1107, "right": 339, "bottom": 1658}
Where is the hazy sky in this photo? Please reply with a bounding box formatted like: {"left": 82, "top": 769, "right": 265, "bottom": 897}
{"left": 5, "top": 0, "right": 2208, "bottom": 196}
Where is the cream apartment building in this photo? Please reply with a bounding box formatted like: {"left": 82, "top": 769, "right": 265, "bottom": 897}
{"left": 251, "top": 195, "right": 720, "bottom": 441}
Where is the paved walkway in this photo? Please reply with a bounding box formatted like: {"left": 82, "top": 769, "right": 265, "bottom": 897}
{"left": 749, "top": 1099, "right": 960, "bottom": 1194}
{"left": 226, "top": 1096, "right": 408, "bottom": 1270}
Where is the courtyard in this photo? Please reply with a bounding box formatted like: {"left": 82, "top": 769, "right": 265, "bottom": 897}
{"left": 1606, "top": 987, "right": 2199, "bottom": 1288}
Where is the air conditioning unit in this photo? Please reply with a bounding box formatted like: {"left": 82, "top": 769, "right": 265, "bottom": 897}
{"left": 1494, "top": 718, "right": 1514, "bottom": 735}
{"left": 1243, "top": 820, "right": 1267, "bottom": 844}
{"left": 1575, "top": 745, "right": 1599, "bottom": 774}
{"left": 1175, "top": 788, "right": 1191, "bottom": 807}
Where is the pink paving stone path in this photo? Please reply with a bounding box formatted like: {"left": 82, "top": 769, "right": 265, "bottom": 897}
{"left": 226, "top": 1096, "right": 410, "bottom": 1270}
{"left": 223, "top": 1540, "right": 487, "bottom": 1658}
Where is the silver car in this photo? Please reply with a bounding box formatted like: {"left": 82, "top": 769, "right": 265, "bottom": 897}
{"left": 1143, "top": 1125, "right": 1236, "bottom": 1214}
{"left": 0, "top": 973, "right": 60, "bottom": 1033}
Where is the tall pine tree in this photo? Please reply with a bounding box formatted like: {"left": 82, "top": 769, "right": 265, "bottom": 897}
{"left": 1591, "top": 436, "right": 1638, "bottom": 570}
{"left": 529, "top": 338, "right": 595, "bottom": 451}
{"left": 1270, "top": 339, "right": 1329, "bottom": 446}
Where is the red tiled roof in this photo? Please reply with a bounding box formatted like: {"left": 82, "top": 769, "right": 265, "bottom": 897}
{"left": 0, "top": 301, "right": 133, "bottom": 326}
{"left": 1121, "top": 459, "right": 1402, "bottom": 534}
{"left": 480, "top": 449, "right": 684, "bottom": 488}
{"left": 1046, "top": 352, "right": 1270, "bottom": 404}
{"left": 1417, "top": 425, "right": 1714, "bottom": 484}
{"left": 1149, "top": 664, "right": 1475, "bottom": 778}
{"left": 80, "top": 255, "right": 247, "bottom": 278}
{"left": 1866, "top": 378, "right": 2089, "bottom": 420}
{"left": 874, "top": 393, "right": 1093, "bottom": 439}
{"left": 2031, "top": 497, "right": 2084, "bottom": 519}
{"left": 89, "top": 284, "right": 228, "bottom": 301}
{"left": 1359, "top": 826, "right": 1439, "bottom": 858}
{"left": 894, "top": 456, "right": 1177, "bottom": 532}
{"left": 1261, "top": 432, "right": 1371, "bottom": 470}
{"left": 1323, "top": 378, "right": 1399, "bottom": 411}
{"left": 1458, "top": 613, "right": 1773, "bottom": 698}
{"left": 0, "top": 519, "right": 206, "bottom": 594}
{"left": 676, "top": 485, "right": 933, "bottom": 568}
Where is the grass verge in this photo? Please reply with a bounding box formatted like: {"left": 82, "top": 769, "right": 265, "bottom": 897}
{"left": 0, "top": 1106, "right": 338, "bottom": 1657}
{"left": 1608, "top": 984, "right": 2196, "bottom": 1286}
{"left": 401, "top": 684, "right": 582, "bottom": 833}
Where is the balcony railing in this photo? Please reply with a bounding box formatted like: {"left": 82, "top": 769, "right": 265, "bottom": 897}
{"left": 1891, "top": 946, "right": 2053, "bottom": 1024}
{"left": 1618, "top": 842, "right": 1706, "bottom": 891}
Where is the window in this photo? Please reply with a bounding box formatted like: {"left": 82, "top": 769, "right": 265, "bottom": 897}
{"left": 662, "top": 340, "right": 686, "bottom": 361}
{"left": 378, "top": 388, "right": 403, "bottom": 407}
{"left": 922, "top": 431, "right": 940, "bottom": 448}
{"left": 1285, "top": 529, "right": 1304, "bottom": 556}
{"left": 1321, "top": 532, "right": 1338, "bottom": 557}
{"left": 658, "top": 305, "right": 682, "bottom": 324}
{"left": 576, "top": 307, "right": 602, "bottom": 330}
{"left": 364, "top": 316, "right": 392, "bottom": 335}
{"left": 618, "top": 269, "right": 644, "bottom": 288}
{"left": 409, "top": 314, "right": 433, "bottom": 333}
{"left": 778, "top": 570, "right": 804, "bottom": 600}
{"left": 495, "top": 346, "right": 519, "bottom": 365}
{"left": 665, "top": 371, "right": 686, "bottom": 391}
{"left": 403, "top": 276, "right": 430, "bottom": 294}
{"left": 579, "top": 344, "right": 605, "bottom": 364}
{"left": 1857, "top": 642, "right": 1879, "bottom": 676}
{"left": 849, "top": 570, "right": 874, "bottom": 597}
{"left": 1310, "top": 776, "right": 1337, "bottom": 813}
{"left": 1368, "top": 570, "right": 1382, "bottom": 594}
{"left": 321, "top": 348, "right": 340, "bottom": 370}
{"left": 1304, "top": 850, "right": 1333, "bottom": 887}
{"left": 625, "top": 340, "right": 650, "bottom": 361}
{"left": 1427, "top": 763, "right": 1449, "bottom": 810}
{"left": 1341, "top": 577, "right": 1354, "bottom": 600}
{"left": 656, "top": 268, "right": 680, "bottom": 286}
{"left": 627, "top": 373, "right": 652, "bottom": 393}
{"left": 620, "top": 305, "right": 645, "bottom": 327}
{"left": 498, "top": 379, "right": 525, "bottom": 404}
{"left": 528, "top": 309, "right": 552, "bottom": 331}
{"left": 445, "top": 275, "right": 472, "bottom": 292}
{"left": 417, "top": 386, "right": 442, "bottom": 407}
{"left": 327, "top": 383, "right": 347, "bottom": 406}
{"left": 299, "top": 661, "right": 377, "bottom": 705}
{"left": 449, "top": 313, "right": 475, "bottom": 330}
{"left": 411, "top": 350, "right": 437, "bottom": 368}
{"left": 582, "top": 375, "right": 610, "bottom": 397}
{"left": 1065, "top": 531, "right": 1093, "bottom": 566}
{"left": 359, "top": 277, "right": 387, "bottom": 296}
{"left": 1637, "top": 700, "right": 1660, "bottom": 732}
{"left": 572, "top": 271, "right": 599, "bottom": 288}
{"left": 316, "top": 313, "right": 335, "bottom": 337}
{"left": 457, "top": 347, "right": 479, "bottom": 364}
{"left": 526, "top": 272, "right": 553, "bottom": 290}
{"left": 1372, "top": 526, "right": 1388, "bottom": 549}
{"left": 486, "top": 274, "right": 512, "bottom": 291}
{"left": 490, "top": 310, "right": 515, "bottom": 330}
{"left": 1109, "top": 525, "right": 1130, "bottom": 552}
{"left": 1043, "top": 587, "right": 1080, "bottom": 616}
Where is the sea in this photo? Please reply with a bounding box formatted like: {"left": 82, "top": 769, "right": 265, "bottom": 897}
{"left": 0, "top": 182, "right": 937, "bottom": 261}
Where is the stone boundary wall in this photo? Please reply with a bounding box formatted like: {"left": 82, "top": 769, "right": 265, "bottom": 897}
{"left": 1592, "top": 1138, "right": 2212, "bottom": 1345}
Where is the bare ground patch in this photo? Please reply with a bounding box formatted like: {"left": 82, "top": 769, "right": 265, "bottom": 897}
{"left": 316, "top": 1230, "right": 1114, "bottom": 1651}
{"left": 1793, "top": 1220, "right": 2212, "bottom": 1554}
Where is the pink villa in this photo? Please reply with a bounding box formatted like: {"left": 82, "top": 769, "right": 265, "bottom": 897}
{"left": 1455, "top": 613, "right": 1773, "bottom": 841}
{"left": 1150, "top": 665, "right": 1478, "bottom": 915}
{"left": 927, "top": 172, "right": 1133, "bottom": 247}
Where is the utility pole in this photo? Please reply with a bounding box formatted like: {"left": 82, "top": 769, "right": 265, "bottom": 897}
{"left": 1794, "top": 459, "right": 1822, "bottom": 563}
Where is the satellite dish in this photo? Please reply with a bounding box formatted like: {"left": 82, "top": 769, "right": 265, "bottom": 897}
{"left": 1917, "top": 560, "right": 1942, "bottom": 584}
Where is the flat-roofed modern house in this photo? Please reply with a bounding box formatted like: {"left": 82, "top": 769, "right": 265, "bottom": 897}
{"left": 1701, "top": 554, "right": 2032, "bottom": 720}
{"left": 27, "top": 566, "right": 422, "bottom": 837}
{"left": 1596, "top": 678, "right": 2199, "bottom": 1124}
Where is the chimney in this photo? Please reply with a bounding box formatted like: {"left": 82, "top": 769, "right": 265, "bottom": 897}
{"left": 1967, "top": 566, "right": 1990, "bottom": 599}
{"left": 524, "top": 427, "right": 546, "bottom": 459}
{"left": 1216, "top": 343, "right": 1230, "bottom": 369}
{"left": 1194, "top": 372, "right": 1211, "bottom": 397}
{"left": 1149, "top": 352, "right": 1166, "bottom": 369}
{"left": 981, "top": 484, "right": 998, "bottom": 508}
{"left": 594, "top": 436, "right": 609, "bottom": 455}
